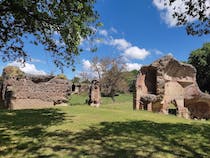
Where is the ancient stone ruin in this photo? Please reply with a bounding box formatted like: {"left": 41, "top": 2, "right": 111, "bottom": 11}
{"left": 0, "top": 66, "right": 71, "bottom": 110}
{"left": 71, "top": 83, "right": 81, "bottom": 94}
{"left": 133, "top": 55, "right": 210, "bottom": 119}
{"left": 88, "top": 80, "right": 101, "bottom": 107}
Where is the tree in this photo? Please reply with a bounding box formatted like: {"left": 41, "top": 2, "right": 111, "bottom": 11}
{"left": 72, "top": 76, "right": 80, "bottom": 83}
{"left": 99, "top": 57, "right": 128, "bottom": 102}
{"left": 188, "top": 43, "right": 210, "bottom": 93}
{"left": 78, "top": 72, "right": 90, "bottom": 83}
{"left": 0, "top": 0, "right": 99, "bottom": 69}
{"left": 91, "top": 57, "right": 102, "bottom": 80}
{"left": 165, "top": 0, "right": 209, "bottom": 36}
{"left": 122, "top": 70, "right": 138, "bottom": 92}
{"left": 79, "top": 56, "right": 131, "bottom": 101}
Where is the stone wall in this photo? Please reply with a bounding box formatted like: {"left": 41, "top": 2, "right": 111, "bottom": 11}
{"left": 88, "top": 80, "right": 101, "bottom": 107}
{"left": 0, "top": 67, "right": 71, "bottom": 110}
{"left": 133, "top": 55, "right": 210, "bottom": 119}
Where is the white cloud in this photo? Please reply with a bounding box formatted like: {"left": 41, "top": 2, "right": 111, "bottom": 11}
{"left": 81, "top": 59, "right": 100, "bottom": 79}
{"left": 9, "top": 61, "right": 47, "bottom": 75}
{"left": 126, "top": 63, "right": 142, "bottom": 71}
{"left": 154, "top": 49, "right": 164, "bottom": 55}
{"left": 111, "top": 38, "right": 131, "bottom": 50}
{"left": 167, "top": 52, "right": 173, "bottom": 56}
{"left": 54, "top": 39, "right": 65, "bottom": 46}
{"left": 153, "top": 0, "right": 210, "bottom": 27}
{"left": 110, "top": 27, "right": 118, "bottom": 33}
{"left": 82, "top": 59, "right": 92, "bottom": 70}
{"left": 54, "top": 31, "right": 60, "bottom": 35}
{"left": 30, "top": 58, "right": 46, "bottom": 64}
{"left": 124, "top": 46, "right": 150, "bottom": 60}
{"left": 95, "top": 28, "right": 150, "bottom": 61}
{"left": 99, "top": 29, "right": 108, "bottom": 36}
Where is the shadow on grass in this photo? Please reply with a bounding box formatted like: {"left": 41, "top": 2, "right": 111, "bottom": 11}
{"left": 0, "top": 109, "right": 210, "bottom": 157}
{"left": 46, "top": 120, "right": 210, "bottom": 158}
{"left": 0, "top": 108, "right": 66, "bottom": 157}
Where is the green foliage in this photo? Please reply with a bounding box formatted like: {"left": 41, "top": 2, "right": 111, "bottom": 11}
{"left": 166, "top": 0, "right": 209, "bottom": 36}
{"left": 0, "top": 97, "right": 210, "bottom": 157}
{"left": 0, "top": 0, "right": 99, "bottom": 69}
{"left": 123, "top": 70, "right": 138, "bottom": 92}
{"left": 188, "top": 43, "right": 210, "bottom": 92}
{"left": 99, "top": 57, "right": 128, "bottom": 101}
{"left": 2, "top": 66, "right": 25, "bottom": 79}
{"left": 56, "top": 74, "right": 67, "bottom": 80}
{"left": 71, "top": 76, "right": 80, "bottom": 83}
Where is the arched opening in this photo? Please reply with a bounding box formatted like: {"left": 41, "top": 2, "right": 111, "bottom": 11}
{"left": 168, "top": 102, "right": 177, "bottom": 115}
{"left": 72, "top": 83, "right": 76, "bottom": 92}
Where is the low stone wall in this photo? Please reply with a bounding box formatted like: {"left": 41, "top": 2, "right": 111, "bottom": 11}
{"left": 0, "top": 67, "right": 71, "bottom": 110}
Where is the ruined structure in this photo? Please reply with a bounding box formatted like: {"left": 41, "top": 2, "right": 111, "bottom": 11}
{"left": 88, "top": 80, "right": 101, "bottom": 107}
{"left": 133, "top": 55, "right": 210, "bottom": 119}
{"left": 71, "top": 83, "right": 82, "bottom": 94}
{"left": 0, "top": 66, "right": 71, "bottom": 110}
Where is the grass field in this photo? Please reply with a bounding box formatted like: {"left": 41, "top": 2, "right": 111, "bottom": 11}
{"left": 0, "top": 93, "right": 210, "bottom": 158}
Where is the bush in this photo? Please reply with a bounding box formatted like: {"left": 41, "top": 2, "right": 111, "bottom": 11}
{"left": 56, "top": 74, "right": 68, "bottom": 80}
{"left": 2, "top": 66, "right": 25, "bottom": 79}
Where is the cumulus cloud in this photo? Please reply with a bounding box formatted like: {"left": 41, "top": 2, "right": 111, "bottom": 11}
{"left": 109, "top": 38, "right": 150, "bottom": 60}
{"left": 82, "top": 59, "right": 92, "bottom": 70}
{"left": 153, "top": 49, "right": 164, "bottom": 56}
{"left": 81, "top": 59, "right": 100, "bottom": 79}
{"left": 167, "top": 52, "right": 173, "bottom": 56}
{"left": 9, "top": 61, "right": 47, "bottom": 75}
{"left": 111, "top": 38, "right": 132, "bottom": 50}
{"left": 124, "top": 46, "right": 150, "bottom": 60}
{"left": 153, "top": 0, "right": 210, "bottom": 27}
{"left": 99, "top": 29, "right": 108, "bottom": 36}
{"left": 95, "top": 28, "right": 150, "bottom": 60}
{"left": 125, "top": 63, "right": 142, "bottom": 71}
{"left": 30, "top": 58, "right": 46, "bottom": 64}
{"left": 54, "top": 39, "right": 65, "bottom": 46}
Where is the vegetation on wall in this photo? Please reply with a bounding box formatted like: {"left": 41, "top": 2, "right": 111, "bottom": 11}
{"left": 2, "top": 66, "right": 25, "bottom": 79}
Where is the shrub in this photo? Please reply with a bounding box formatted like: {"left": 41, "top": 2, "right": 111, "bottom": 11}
{"left": 56, "top": 74, "right": 68, "bottom": 80}
{"left": 2, "top": 66, "right": 25, "bottom": 79}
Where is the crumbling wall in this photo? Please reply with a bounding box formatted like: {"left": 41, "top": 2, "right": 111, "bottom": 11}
{"left": 1, "top": 66, "right": 71, "bottom": 110}
{"left": 0, "top": 76, "right": 3, "bottom": 107}
{"left": 133, "top": 55, "right": 210, "bottom": 119}
{"left": 88, "top": 80, "right": 101, "bottom": 107}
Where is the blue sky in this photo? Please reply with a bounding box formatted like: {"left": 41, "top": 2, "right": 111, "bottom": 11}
{"left": 0, "top": 0, "right": 209, "bottom": 79}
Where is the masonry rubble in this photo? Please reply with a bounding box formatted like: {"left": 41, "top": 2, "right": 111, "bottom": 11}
{"left": 133, "top": 55, "right": 210, "bottom": 119}
{"left": 88, "top": 80, "right": 101, "bottom": 107}
{"left": 0, "top": 66, "right": 71, "bottom": 110}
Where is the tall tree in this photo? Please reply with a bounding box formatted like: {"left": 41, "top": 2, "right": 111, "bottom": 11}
{"left": 165, "top": 0, "right": 210, "bottom": 36}
{"left": 0, "top": 0, "right": 99, "bottom": 69}
{"left": 188, "top": 43, "right": 210, "bottom": 93}
{"left": 100, "top": 57, "right": 128, "bottom": 102}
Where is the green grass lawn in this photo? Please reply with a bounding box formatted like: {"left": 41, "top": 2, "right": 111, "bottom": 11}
{"left": 0, "top": 93, "right": 210, "bottom": 158}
